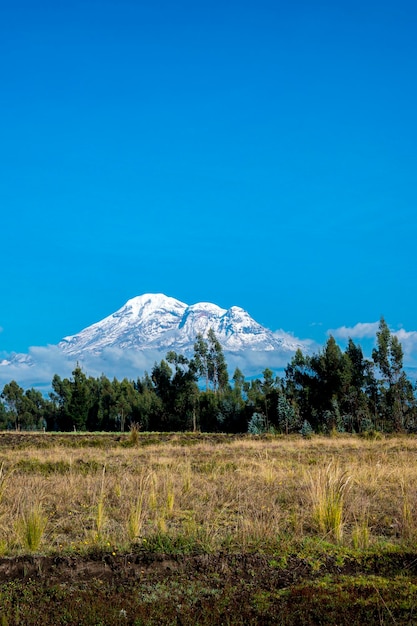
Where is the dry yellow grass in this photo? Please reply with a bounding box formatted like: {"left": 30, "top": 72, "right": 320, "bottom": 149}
{"left": 0, "top": 434, "right": 416, "bottom": 554}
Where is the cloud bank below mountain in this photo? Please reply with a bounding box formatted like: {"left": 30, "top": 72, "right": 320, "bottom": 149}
{"left": 0, "top": 343, "right": 309, "bottom": 390}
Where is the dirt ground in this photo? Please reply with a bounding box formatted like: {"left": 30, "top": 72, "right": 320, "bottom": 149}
{"left": 0, "top": 551, "right": 328, "bottom": 586}
{"left": 1, "top": 550, "right": 417, "bottom": 625}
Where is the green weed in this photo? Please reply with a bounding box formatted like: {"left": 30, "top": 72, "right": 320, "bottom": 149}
{"left": 16, "top": 505, "right": 47, "bottom": 552}
{"left": 352, "top": 513, "right": 371, "bottom": 550}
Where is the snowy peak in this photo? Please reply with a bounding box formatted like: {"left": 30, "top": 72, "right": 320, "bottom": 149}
{"left": 117, "top": 294, "right": 187, "bottom": 321}
{"left": 61, "top": 293, "right": 187, "bottom": 355}
{"left": 219, "top": 306, "right": 265, "bottom": 337}
{"left": 59, "top": 293, "right": 304, "bottom": 357}
{"left": 178, "top": 302, "right": 227, "bottom": 339}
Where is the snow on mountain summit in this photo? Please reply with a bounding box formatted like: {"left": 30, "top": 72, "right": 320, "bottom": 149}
{"left": 59, "top": 293, "right": 304, "bottom": 358}
{"left": 120, "top": 294, "right": 188, "bottom": 321}
{"left": 60, "top": 293, "right": 187, "bottom": 356}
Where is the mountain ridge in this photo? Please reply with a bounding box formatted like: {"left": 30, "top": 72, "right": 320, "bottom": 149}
{"left": 59, "top": 293, "right": 304, "bottom": 358}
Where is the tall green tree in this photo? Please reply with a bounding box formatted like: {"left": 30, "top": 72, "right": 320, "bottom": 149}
{"left": 284, "top": 349, "right": 316, "bottom": 429}
{"left": 207, "top": 328, "right": 229, "bottom": 393}
{"left": 23, "top": 388, "right": 47, "bottom": 430}
{"left": 146, "top": 354, "right": 201, "bottom": 431}
{"left": 167, "top": 351, "right": 199, "bottom": 430}
{"left": 277, "top": 394, "right": 299, "bottom": 434}
{"left": 0, "top": 399, "right": 8, "bottom": 429}
{"left": 372, "top": 317, "right": 415, "bottom": 431}
{"left": 193, "top": 330, "right": 229, "bottom": 393}
{"left": 193, "top": 334, "right": 210, "bottom": 390}
{"left": 245, "top": 368, "right": 280, "bottom": 429}
{"left": 1, "top": 381, "right": 25, "bottom": 430}
{"left": 93, "top": 375, "right": 117, "bottom": 430}
{"left": 67, "top": 366, "right": 92, "bottom": 431}
{"left": 49, "top": 373, "right": 72, "bottom": 430}
{"left": 372, "top": 317, "right": 402, "bottom": 386}
{"left": 342, "top": 339, "right": 374, "bottom": 432}
{"left": 135, "top": 372, "right": 162, "bottom": 431}
{"left": 1, "top": 383, "right": 46, "bottom": 430}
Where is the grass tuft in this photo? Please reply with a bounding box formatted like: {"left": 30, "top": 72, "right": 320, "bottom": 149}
{"left": 309, "top": 461, "right": 351, "bottom": 543}
{"left": 127, "top": 472, "right": 151, "bottom": 542}
{"left": 16, "top": 505, "right": 47, "bottom": 552}
{"left": 94, "top": 466, "right": 106, "bottom": 541}
{"left": 0, "top": 462, "right": 14, "bottom": 505}
{"left": 352, "top": 514, "right": 370, "bottom": 550}
{"left": 128, "top": 422, "right": 141, "bottom": 446}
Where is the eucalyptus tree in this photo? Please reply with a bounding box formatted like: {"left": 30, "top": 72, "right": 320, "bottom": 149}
{"left": 166, "top": 350, "right": 200, "bottom": 430}
{"left": 372, "top": 317, "right": 416, "bottom": 431}
{"left": 67, "top": 365, "right": 92, "bottom": 431}
{"left": 284, "top": 349, "right": 316, "bottom": 428}
{"left": 277, "top": 394, "right": 300, "bottom": 434}
{"left": 207, "top": 328, "right": 229, "bottom": 393}
{"left": 1, "top": 382, "right": 47, "bottom": 430}
{"left": 193, "top": 330, "right": 229, "bottom": 393}
{"left": 1, "top": 380, "right": 25, "bottom": 430}
{"left": 342, "top": 339, "right": 374, "bottom": 432}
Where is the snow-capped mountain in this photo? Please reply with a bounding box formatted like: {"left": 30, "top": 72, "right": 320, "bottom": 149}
{"left": 59, "top": 293, "right": 304, "bottom": 358}
{"left": 0, "top": 294, "right": 310, "bottom": 387}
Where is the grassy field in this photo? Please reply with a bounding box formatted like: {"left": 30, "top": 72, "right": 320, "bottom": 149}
{"left": 0, "top": 431, "right": 417, "bottom": 624}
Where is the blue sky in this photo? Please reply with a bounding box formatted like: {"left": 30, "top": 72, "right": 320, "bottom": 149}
{"left": 1, "top": 0, "right": 417, "bottom": 377}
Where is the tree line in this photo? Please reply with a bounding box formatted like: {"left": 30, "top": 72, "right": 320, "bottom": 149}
{"left": 1, "top": 319, "right": 416, "bottom": 434}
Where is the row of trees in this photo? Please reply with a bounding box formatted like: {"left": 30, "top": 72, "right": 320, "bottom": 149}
{"left": 283, "top": 319, "right": 416, "bottom": 434}
{"left": 1, "top": 319, "right": 416, "bottom": 434}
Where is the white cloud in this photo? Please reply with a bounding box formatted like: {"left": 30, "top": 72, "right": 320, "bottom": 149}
{"left": 0, "top": 346, "right": 73, "bottom": 389}
{"left": 0, "top": 343, "right": 307, "bottom": 390}
{"left": 327, "top": 322, "right": 417, "bottom": 369}
{"left": 328, "top": 322, "right": 380, "bottom": 340}
{"left": 226, "top": 351, "right": 291, "bottom": 376}
{"left": 0, "top": 345, "right": 166, "bottom": 390}
{"left": 272, "top": 330, "right": 319, "bottom": 353}
{"left": 393, "top": 329, "right": 417, "bottom": 361}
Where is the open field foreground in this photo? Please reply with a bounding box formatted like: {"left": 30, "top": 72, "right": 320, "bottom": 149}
{"left": 1, "top": 432, "right": 417, "bottom": 624}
